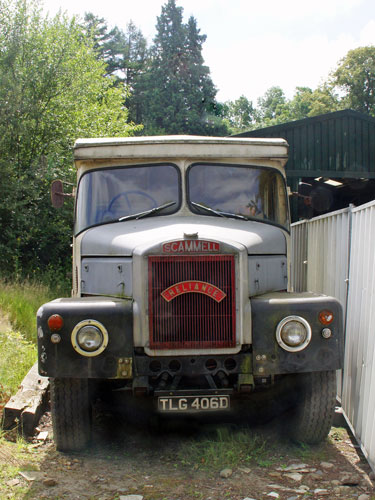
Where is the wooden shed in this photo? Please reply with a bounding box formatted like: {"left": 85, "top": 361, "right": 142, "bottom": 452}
{"left": 235, "top": 109, "right": 375, "bottom": 221}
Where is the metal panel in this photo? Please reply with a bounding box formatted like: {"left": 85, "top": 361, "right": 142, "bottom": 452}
{"left": 291, "top": 208, "right": 350, "bottom": 310}
{"left": 236, "top": 109, "right": 375, "bottom": 178}
{"left": 291, "top": 201, "right": 375, "bottom": 472}
{"left": 305, "top": 207, "right": 351, "bottom": 316}
{"left": 342, "top": 200, "right": 375, "bottom": 472}
{"left": 292, "top": 208, "right": 350, "bottom": 401}
{"left": 248, "top": 255, "right": 287, "bottom": 296}
{"left": 290, "top": 220, "right": 308, "bottom": 292}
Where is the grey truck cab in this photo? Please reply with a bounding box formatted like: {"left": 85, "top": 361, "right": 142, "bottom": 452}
{"left": 37, "top": 136, "right": 343, "bottom": 451}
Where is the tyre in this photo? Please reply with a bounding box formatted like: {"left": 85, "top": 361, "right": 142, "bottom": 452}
{"left": 50, "top": 378, "right": 92, "bottom": 452}
{"left": 288, "top": 370, "right": 337, "bottom": 444}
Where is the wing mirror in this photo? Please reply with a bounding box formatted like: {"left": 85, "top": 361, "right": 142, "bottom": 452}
{"left": 51, "top": 180, "right": 74, "bottom": 208}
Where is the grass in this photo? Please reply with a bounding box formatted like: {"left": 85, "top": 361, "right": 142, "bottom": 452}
{"left": 0, "top": 277, "right": 68, "bottom": 417}
{"left": 0, "top": 432, "right": 44, "bottom": 500}
{"left": 0, "top": 278, "right": 67, "bottom": 344}
{"left": 177, "top": 425, "right": 278, "bottom": 471}
{"left": 0, "top": 330, "right": 36, "bottom": 407}
{"left": 0, "top": 278, "right": 62, "bottom": 497}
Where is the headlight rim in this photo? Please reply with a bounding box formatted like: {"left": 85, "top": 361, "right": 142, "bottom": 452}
{"left": 276, "top": 315, "right": 312, "bottom": 352}
{"left": 71, "top": 319, "right": 108, "bottom": 357}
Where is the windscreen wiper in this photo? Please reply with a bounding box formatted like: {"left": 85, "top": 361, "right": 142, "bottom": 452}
{"left": 191, "top": 201, "right": 247, "bottom": 221}
{"left": 118, "top": 201, "right": 176, "bottom": 221}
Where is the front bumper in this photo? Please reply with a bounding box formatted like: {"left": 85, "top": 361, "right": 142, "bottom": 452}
{"left": 37, "top": 292, "right": 344, "bottom": 384}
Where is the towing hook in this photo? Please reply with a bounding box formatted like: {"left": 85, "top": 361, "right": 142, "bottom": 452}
{"left": 157, "top": 372, "right": 170, "bottom": 391}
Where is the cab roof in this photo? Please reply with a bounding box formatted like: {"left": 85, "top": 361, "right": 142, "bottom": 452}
{"left": 73, "top": 135, "right": 288, "bottom": 165}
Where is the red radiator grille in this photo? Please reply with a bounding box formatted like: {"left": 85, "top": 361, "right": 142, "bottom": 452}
{"left": 148, "top": 255, "right": 236, "bottom": 350}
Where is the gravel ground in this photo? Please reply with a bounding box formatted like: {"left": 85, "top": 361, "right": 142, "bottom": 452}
{"left": 1, "top": 401, "right": 374, "bottom": 500}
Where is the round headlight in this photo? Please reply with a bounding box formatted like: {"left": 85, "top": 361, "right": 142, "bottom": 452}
{"left": 276, "top": 316, "right": 312, "bottom": 352}
{"left": 71, "top": 320, "right": 108, "bottom": 357}
{"left": 77, "top": 325, "right": 103, "bottom": 352}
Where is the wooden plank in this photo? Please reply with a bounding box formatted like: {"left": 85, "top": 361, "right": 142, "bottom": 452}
{"left": 2, "top": 363, "right": 49, "bottom": 435}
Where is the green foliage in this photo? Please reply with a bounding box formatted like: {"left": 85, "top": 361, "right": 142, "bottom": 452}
{"left": 82, "top": 13, "right": 149, "bottom": 94}
{"left": 177, "top": 425, "right": 275, "bottom": 470}
{"left": 0, "top": 329, "right": 36, "bottom": 399}
{"left": 0, "top": 0, "right": 140, "bottom": 277}
{"left": 332, "top": 46, "right": 375, "bottom": 115}
{"left": 0, "top": 277, "right": 63, "bottom": 343}
{"left": 222, "top": 95, "right": 255, "bottom": 133}
{"left": 0, "top": 277, "right": 61, "bottom": 416}
{"left": 257, "top": 86, "right": 288, "bottom": 122}
{"left": 222, "top": 83, "right": 343, "bottom": 131}
{"left": 286, "top": 85, "right": 342, "bottom": 120}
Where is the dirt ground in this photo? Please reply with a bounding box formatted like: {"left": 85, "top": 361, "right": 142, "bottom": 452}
{"left": 1, "top": 311, "right": 374, "bottom": 500}
{"left": 1, "top": 400, "right": 375, "bottom": 500}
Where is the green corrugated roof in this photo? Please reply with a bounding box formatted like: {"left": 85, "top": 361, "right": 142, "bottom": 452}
{"left": 235, "top": 109, "right": 375, "bottom": 178}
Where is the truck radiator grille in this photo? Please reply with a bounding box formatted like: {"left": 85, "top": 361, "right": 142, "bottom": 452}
{"left": 148, "top": 255, "right": 236, "bottom": 349}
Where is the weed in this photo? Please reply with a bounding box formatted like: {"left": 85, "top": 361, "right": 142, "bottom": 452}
{"left": 290, "top": 439, "right": 328, "bottom": 463}
{"left": 0, "top": 278, "right": 64, "bottom": 343}
{"left": 0, "top": 277, "right": 62, "bottom": 412}
{"left": 177, "top": 425, "right": 274, "bottom": 471}
{"left": 329, "top": 426, "right": 348, "bottom": 442}
{"left": 0, "top": 329, "right": 36, "bottom": 402}
{"left": 0, "top": 432, "right": 43, "bottom": 500}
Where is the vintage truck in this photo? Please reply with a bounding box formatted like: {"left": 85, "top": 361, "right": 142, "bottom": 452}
{"left": 37, "top": 136, "right": 344, "bottom": 451}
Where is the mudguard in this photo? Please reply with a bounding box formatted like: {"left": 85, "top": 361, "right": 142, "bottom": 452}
{"left": 37, "top": 297, "right": 133, "bottom": 378}
{"left": 251, "top": 292, "right": 344, "bottom": 376}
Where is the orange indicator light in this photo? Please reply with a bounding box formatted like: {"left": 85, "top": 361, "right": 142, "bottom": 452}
{"left": 318, "top": 310, "right": 334, "bottom": 325}
{"left": 48, "top": 314, "right": 64, "bottom": 331}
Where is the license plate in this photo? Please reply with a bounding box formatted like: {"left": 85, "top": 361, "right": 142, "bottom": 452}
{"left": 158, "top": 395, "right": 230, "bottom": 412}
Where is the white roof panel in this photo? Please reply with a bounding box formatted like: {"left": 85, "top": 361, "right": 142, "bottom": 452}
{"left": 73, "top": 135, "right": 288, "bottom": 163}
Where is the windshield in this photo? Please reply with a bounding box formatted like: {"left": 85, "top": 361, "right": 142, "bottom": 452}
{"left": 75, "top": 164, "right": 180, "bottom": 234}
{"left": 187, "top": 163, "right": 289, "bottom": 229}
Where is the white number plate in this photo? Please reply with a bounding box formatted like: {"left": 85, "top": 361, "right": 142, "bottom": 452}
{"left": 158, "top": 395, "right": 230, "bottom": 412}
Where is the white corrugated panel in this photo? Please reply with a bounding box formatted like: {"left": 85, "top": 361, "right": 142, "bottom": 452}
{"left": 306, "top": 207, "right": 350, "bottom": 316}
{"left": 342, "top": 200, "right": 375, "bottom": 472}
{"left": 291, "top": 202, "right": 375, "bottom": 471}
{"left": 304, "top": 208, "right": 350, "bottom": 401}
{"left": 290, "top": 220, "right": 308, "bottom": 292}
{"left": 291, "top": 209, "right": 350, "bottom": 413}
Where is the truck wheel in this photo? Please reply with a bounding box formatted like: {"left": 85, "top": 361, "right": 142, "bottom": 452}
{"left": 50, "top": 378, "right": 92, "bottom": 452}
{"left": 288, "top": 370, "right": 336, "bottom": 444}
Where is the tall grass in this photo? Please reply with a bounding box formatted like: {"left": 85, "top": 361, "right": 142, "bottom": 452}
{"left": 177, "top": 425, "right": 276, "bottom": 470}
{"left": 0, "top": 330, "right": 36, "bottom": 405}
{"left": 0, "top": 277, "right": 69, "bottom": 413}
{"left": 0, "top": 278, "right": 69, "bottom": 344}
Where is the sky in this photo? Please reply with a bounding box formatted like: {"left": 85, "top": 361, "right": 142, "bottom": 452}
{"left": 41, "top": 0, "right": 375, "bottom": 104}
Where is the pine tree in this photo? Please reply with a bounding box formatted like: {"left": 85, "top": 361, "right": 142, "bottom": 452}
{"left": 82, "top": 14, "right": 148, "bottom": 88}
{"left": 135, "top": 0, "right": 228, "bottom": 135}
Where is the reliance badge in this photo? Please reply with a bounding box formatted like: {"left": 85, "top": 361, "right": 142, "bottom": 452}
{"left": 161, "top": 280, "right": 226, "bottom": 303}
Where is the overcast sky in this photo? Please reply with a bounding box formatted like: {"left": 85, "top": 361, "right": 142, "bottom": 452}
{"left": 42, "top": 0, "right": 375, "bottom": 104}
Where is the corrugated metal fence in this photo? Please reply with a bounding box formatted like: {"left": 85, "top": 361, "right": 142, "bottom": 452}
{"left": 291, "top": 200, "right": 375, "bottom": 472}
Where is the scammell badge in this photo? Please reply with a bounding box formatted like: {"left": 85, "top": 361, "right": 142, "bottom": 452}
{"left": 162, "top": 240, "right": 220, "bottom": 253}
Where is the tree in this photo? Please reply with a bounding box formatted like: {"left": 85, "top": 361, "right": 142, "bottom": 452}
{"left": 257, "top": 86, "right": 287, "bottom": 122}
{"left": 222, "top": 95, "right": 255, "bottom": 132}
{"left": 332, "top": 46, "right": 375, "bottom": 115}
{"left": 287, "top": 85, "right": 341, "bottom": 121}
{"left": 134, "top": 0, "right": 228, "bottom": 135}
{"left": 81, "top": 12, "right": 112, "bottom": 61}
{"left": 249, "top": 84, "right": 341, "bottom": 129}
{"left": 305, "top": 85, "right": 341, "bottom": 117}
{"left": 0, "top": 0, "right": 140, "bottom": 277}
